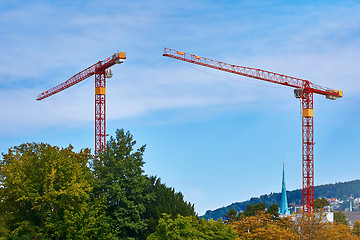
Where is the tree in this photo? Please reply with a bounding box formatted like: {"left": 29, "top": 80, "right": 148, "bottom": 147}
{"left": 293, "top": 211, "right": 328, "bottom": 239}
{"left": 353, "top": 220, "right": 360, "bottom": 236}
{"left": 198, "top": 217, "right": 237, "bottom": 240}
{"left": 231, "top": 210, "right": 360, "bottom": 240}
{"left": 92, "top": 129, "right": 152, "bottom": 239}
{"left": 266, "top": 203, "right": 280, "bottom": 220}
{"left": 231, "top": 211, "right": 299, "bottom": 240}
{"left": 244, "top": 202, "right": 266, "bottom": 217}
{"left": 142, "top": 176, "right": 195, "bottom": 237}
{"left": 242, "top": 202, "right": 279, "bottom": 219}
{"left": 292, "top": 210, "right": 359, "bottom": 240}
{"left": 0, "top": 143, "right": 104, "bottom": 239}
{"left": 147, "top": 213, "right": 237, "bottom": 240}
{"left": 314, "top": 197, "right": 330, "bottom": 211}
{"left": 324, "top": 223, "right": 359, "bottom": 240}
{"left": 224, "top": 208, "right": 240, "bottom": 223}
{"left": 334, "top": 211, "right": 348, "bottom": 225}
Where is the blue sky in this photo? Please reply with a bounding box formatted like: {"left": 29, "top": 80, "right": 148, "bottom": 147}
{"left": 1, "top": 0, "right": 360, "bottom": 215}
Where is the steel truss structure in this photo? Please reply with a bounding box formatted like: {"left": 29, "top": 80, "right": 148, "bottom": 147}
{"left": 163, "top": 47, "right": 342, "bottom": 213}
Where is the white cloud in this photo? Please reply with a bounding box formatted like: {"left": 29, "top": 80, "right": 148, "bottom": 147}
{"left": 0, "top": 0, "right": 359, "bottom": 135}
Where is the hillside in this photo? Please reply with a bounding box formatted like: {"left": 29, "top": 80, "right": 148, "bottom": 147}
{"left": 201, "top": 179, "right": 360, "bottom": 220}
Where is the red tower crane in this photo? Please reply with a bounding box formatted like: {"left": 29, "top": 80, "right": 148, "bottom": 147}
{"left": 37, "top": 51, "right": 126, "bottom": 156}
{"left": 163, "top": 47, "right": 342, "bottom": 213}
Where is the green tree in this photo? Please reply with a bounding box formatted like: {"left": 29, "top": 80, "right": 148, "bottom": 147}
{"left": 314, "top": 197, "right": 330, "bottom": 211}
{"left": 244, "top": 202, "right": 266, "bottom": 217}
{"left": 147, "top": 213, "right": 236, "bottom": 240}
{"left": 266, "top": 203, "right": 280, "bottom": 220}
{"left": 353, "top": 220, "right": 360, "bottom": 236}
{"left": 224, "top": 208, "right": 240, "bottom": 223}
{"left": 142, "top": 176, "right": 195, "bottom": 237}
{"left": 0, "top": 143, "right": 104, "bottom": 239}
{"left": 93, "top": 129, "right": 152, "bottom": 240}
{"left": 334, "top": 211, "right": 348, "bottom": 225}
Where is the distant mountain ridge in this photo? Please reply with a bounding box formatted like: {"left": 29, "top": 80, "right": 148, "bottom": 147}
{"left": 201, "top": 179, "right": 360, "bottom": 220}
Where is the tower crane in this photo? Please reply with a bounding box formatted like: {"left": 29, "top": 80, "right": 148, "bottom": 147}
{"left": 37, "top": 51, "right": 126, "bottom": 156}
{"left": 163, "top": 47, "right": 342, "bottom": 213}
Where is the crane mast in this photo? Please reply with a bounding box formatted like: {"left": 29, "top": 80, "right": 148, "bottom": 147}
{"left": 163, "top": 47, "right": 342, "bottom": 213}
{"left": 37, "top": 51, "right": 126, "bottom": 157}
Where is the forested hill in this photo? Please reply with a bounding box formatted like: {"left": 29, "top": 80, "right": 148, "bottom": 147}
{"left": 201, "top": 179, "right": 360, "bottom": 220}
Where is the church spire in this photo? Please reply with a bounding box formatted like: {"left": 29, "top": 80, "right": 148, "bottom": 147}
{"left": 279, "top": 162, "right": 290, "bottom": 215}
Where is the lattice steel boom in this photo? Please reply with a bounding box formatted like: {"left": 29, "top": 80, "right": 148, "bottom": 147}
{"left": 163, "top": 47, "right": 342, "bottom": 213}
{"left": 37, "top": 51, "right": 126, "bottom": 156}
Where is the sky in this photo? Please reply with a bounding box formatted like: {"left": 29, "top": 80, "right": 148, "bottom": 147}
{"left": 1, "top": 0, "right": 360, "bottom": 215}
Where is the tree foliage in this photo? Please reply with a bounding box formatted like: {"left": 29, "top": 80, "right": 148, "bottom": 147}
{"left": 92, "top": 129, "right": 152, "bottom": 239}
{"left": 3, "top": 131, "right": 358, "bottom": 239}
{"left": 224, "top": 208, "right": 240, "bottom": 223}
{"left": 292, "top": 211, "right": 357, "bottom": 240}
{"left": 293, "top": 211, "right": 329, "bottom": 239}
{"left": 314, "top": 197, "right": 330, "bottom": 211}
{"left": 224, "top": 203, "right": 279, "bottom": 224}
{"left": 231, "top": 211, "right": 299, "bottom": 240}
{"left": 147, "top": 213, "right": 236, "bottom": 240}
{"left": 0, "top": 129, "right": 197, "bottom": 239}
{"left": 0, "top": 143, "right": 105, "bottom": 239}
{"left": 244, "top": 202, "right": 266, "bottom": 217}
{"left": 143, "top": 176, "right": 195, "bottom": 237}
{"left": 325, "top": 223, "right": 360, "bottom": 240}
{"left": 230, "top": 210, "right": 359, "bottom": 240}
{"left": 266, "top": 203, "right": 280, "bottom": 220}
{"left": 334, "top": 211, "right": 348, "bottom": 225}
{"left": 353, "top": 220, "right": 360, "bottom": 236}
{"left": 228, "top": 203, "right": 359, "bottom": 240}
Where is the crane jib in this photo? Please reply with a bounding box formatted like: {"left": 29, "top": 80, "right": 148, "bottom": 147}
{"left": 36, "top": 52, "right": 126, "bottom": 100}
{"left": 162, "top": 47, "right": 342, "bottom": 99}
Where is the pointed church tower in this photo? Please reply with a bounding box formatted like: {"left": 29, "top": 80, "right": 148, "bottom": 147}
{"left": 279, "top": 162, "right": 290, "bottom": 215}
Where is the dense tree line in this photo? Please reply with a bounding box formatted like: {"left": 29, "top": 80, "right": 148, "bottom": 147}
{"left": 228, "top": 210, "right": 359, "bottom": 240}
{"left": 147, "top": 214, "right": 236, "bottom": 239}
{"left": 226, "top": 203, "right": 360, "bottom": 239}
{"left": 202, "top": 180, "right": 360, "bottom": 220}
{"left": 146, "top": 202, "right": 360, "bottom": 239}
{"left": 0, "top": 129, "right": 195, "bottom": 239}
{"left": 224, "top": 202, "right": 279, "bottom": 223}
{"left": 2, "top": 129, "right": 359, "bottom": 239}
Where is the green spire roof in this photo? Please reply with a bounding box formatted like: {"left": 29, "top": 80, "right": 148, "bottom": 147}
{"left": 279, "top": 162, "right": 290, "bottom": 215}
